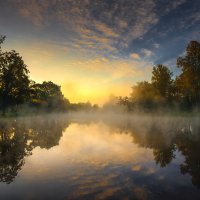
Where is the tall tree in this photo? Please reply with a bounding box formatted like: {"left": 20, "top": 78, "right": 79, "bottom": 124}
{"left": 0, "top": 36, "right": 5, "bottom": 50}
{"left": 177, "top": 41, "right": 200, "bottom": 108}
{"left": 151, "top": 64, "right": 173, "bottom": 100}
{"left": 30, "top": 81, "right": 65, "bottom": 111}
{"left": 0, "top": 49, "right": 30, "bottom": 114}
{"left": 130, "top": 81, "right": 157, "bottom": 109}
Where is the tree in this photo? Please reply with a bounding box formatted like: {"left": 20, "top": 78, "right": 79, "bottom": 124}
{"left": 0, "top": 35, "right": 5, "bottom": 51}
{"left": 0, "top": 48, "right": 30, "bottom": 114}
{"left": 0, "top": 36, "right": 73, "bottom": 114}
{"left": 130, "top": 81, "right": 157, "bottom": 110}
{"left": 118, "top": 96, "right": 134, "bottom": 111}
{"left": 151, "top": 64, "right": 173, "bottom": 100}
{"left": 177, "top": 41, "right": 200, "bottom": 108}
{"left": 30, "top": 81, "right": 65, "bottom": 111}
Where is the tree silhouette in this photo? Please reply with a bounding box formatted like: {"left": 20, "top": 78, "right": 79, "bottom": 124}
{"left": 0, "top": 36, "right": 75, "bottom": 115}
{"left": 0, "top": 49, "right": 30, "bottom": 114}
{"left": 152, "top": 64, "right": 173, "bottom": 101}
{"left": 30, "top": 81, "right": 67, "bottom": 112}
{"left": 176, "top": 41, "right": 200, "bottom": 108}
{"left": 130, "top": 81, "right": 157, "bottom": 110}
{"left": 0, "top": 35, "right": 5, "bottom": 50}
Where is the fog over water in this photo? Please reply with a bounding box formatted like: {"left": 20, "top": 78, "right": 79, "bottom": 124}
{"left": 0, "top": 113, "right": 200, "bottom": 200}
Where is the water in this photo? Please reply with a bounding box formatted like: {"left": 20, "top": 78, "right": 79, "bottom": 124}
{"left": 0, "top": 114, "right": 200, "bottom": 200}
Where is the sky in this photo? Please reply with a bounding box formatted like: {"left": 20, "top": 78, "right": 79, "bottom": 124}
{"left": 0, "top": 0, "right": 200, "bottom": 105}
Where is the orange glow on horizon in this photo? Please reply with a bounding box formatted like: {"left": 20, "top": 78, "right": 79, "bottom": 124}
{"left": 62, "top": 82, "right": 132, "bottom": 105}
{"left": 3, "top": 40, "right": 152, "bottom": 105}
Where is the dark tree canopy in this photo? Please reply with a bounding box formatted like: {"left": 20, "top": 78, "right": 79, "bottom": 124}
{"left": 0, "top": 35, "right": 5, "bottom": 50}
{"left": 30, "top": 81, "right": 69, "bottom": 111}
{"left": 118, "top": 40, "right": 200, "bottom": 111}
{"left": 0, "top": 50, "right": 30, "bottom": 113}
{"left": 0, "top": 36, "right": 82, "bottom": 115}
{"left": 177, "top": 41, "right": 200, "bottom": 108}
{"left": 151, "top": 64, "right": 173, "bottom": 99}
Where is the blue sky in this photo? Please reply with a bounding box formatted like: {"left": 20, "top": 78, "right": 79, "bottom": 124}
{"left": 0, "top": 0, "right": 199, "bottom": 104}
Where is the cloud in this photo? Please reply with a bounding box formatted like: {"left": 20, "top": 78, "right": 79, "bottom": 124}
{"left": 130, "top": 53, "right": 141, "bottom": 60}
{"left": 65, "top": 56, "right": 152, "bottom": 80}
{"left": 14, "top": 0, "right": 49, "bottom": 27}
{"left": 158, "top": 0, "right": 187, "bottom": 15}
{"left": 10, "top": 0, "right": 159, "bottom": 57}
{"left": 3, "top": 0, "right": 198, "bottom": 64}
{"left": 93, "top": 21, "right": 119, "bottom": 38}
{"left": 141, "top": 49, "right": 153, "bottom": 57}
{"left": 153, "top": 43, "right": 160, "bottom": 49}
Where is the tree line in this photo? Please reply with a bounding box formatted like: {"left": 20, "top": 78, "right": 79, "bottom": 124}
{"left": 0, "top": 36, "right": 98, "bottom": 116}
{"left": 1, "top": 35, "right": 200, "bottom": 115}
{"left": 118, "top": 40, "right": 200, "bottom": 112}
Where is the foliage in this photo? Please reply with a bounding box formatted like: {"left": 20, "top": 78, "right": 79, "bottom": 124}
{"left": 30, "top": 81, "right": 65, "bottom": 111}
{"left": 177, "top": 41, "right": 200, "bottom": 108}
{"left": 129, "top": 81, "right": 157, "bottom": 110}
{"left": 118, "top": 96, "right": 135, "bottom": 111}
{"left": 118, "top": 41, "right": 200, "bottom": 112}
{"left": 1, "top": 35, "right": 200, "bottom": 114}
{"left": 0, "top": 50, "right": 30, "bottom": 114}
{"left": 152, "top": 64, "right": 173, "bottom": 100}
{"left": 0, "top": 36, "right": 97, "bottom": 115}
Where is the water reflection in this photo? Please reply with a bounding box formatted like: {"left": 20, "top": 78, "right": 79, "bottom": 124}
{"left": 0, "top": 116, "right": 69, "bottom": 184}
{"left": 108, "top": 116, "right": 200, "bottom": 189}
{"left": 0, "top": 114, "right": 199, "bottom": 199}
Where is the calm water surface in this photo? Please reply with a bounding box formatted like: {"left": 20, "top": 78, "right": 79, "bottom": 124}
{"left": 0, "top": 114, "right": 200, "bottom": 200}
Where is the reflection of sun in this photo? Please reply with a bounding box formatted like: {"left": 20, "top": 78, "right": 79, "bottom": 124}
{"left": 21, "top": 121, "right": 156, "bottom": 199}
{"left": 58, "top": 123, "right": 154, "bottom": 166}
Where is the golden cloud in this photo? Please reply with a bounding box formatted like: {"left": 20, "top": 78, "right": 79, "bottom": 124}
{"left": 130, "top": 53, "right": 141, "bottom": 60}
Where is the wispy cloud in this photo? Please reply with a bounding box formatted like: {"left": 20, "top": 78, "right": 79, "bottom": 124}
{"left": 157, "top": 0, "right": 187, "bottom": 15}
{"left": 14, "top": 0, "right": 49, "bottom": 27}
{"left": 65, "top": 56, "right": 153, "bottom": 84}
{"left": 153, "top": 43, "right": 160, "bottom": 49}
{"left": 93, "top": 21, "right": 119, "bottom": 38}
{"left": 141, "top": 49, "right": 153, "bottom": 57}
{"left": 3, "top": 0, "right": 196, "bottom": 69}
{"left": 10, "top": 0, "right": 160, "bottom": 57}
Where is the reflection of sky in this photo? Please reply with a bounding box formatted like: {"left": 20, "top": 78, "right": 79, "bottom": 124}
{"left": 1, "top": 1, "right": 200, "bottom": 104}
{"left": 0, "top": 122, "right": 199, "bottom": 200}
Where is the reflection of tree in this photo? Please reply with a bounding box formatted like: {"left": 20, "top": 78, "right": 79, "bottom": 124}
{"left": 114, "top": 118, "right": 200, "bottom": 189}
{"left": 0, "top": 120, "right": 33, "bottom": 184}
{"left": 28, "top": 117, "right": 69, "bottom": 149}
{"left": 130, "top": 123, "right": 176, "bottom": 168}
{"left": 0, "top": 117, "right": 69, "bottom": 184}
{"left": 175, "top": 126, "right": 200, "bottom": 189}
{"left": 146, "top": 124, "right": 176, "bottom": 168}
{"left": 153, "top": 146, "right": 175, "bottom": 167}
